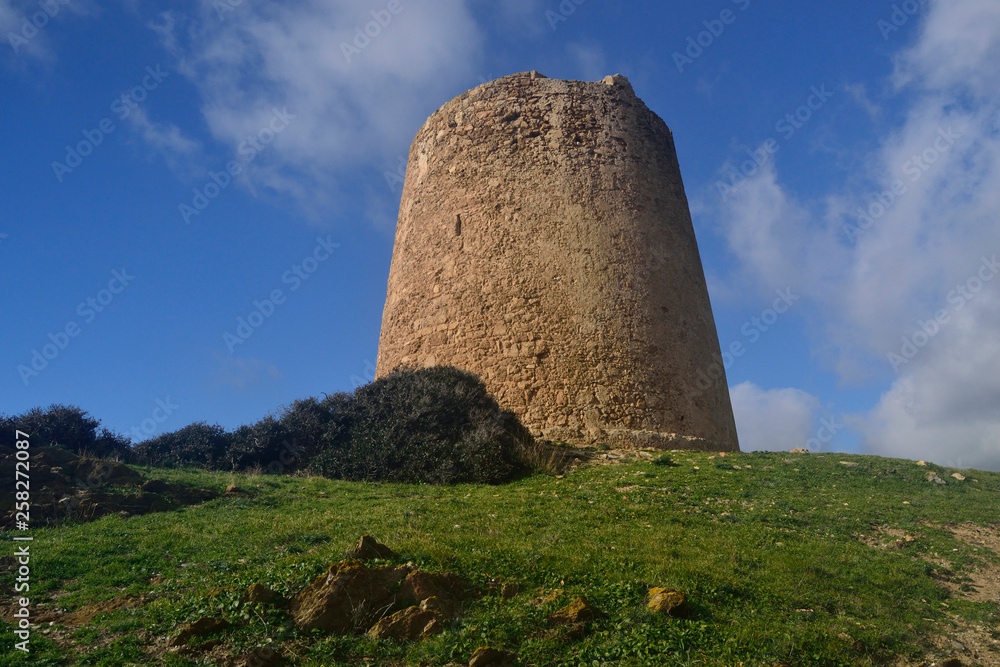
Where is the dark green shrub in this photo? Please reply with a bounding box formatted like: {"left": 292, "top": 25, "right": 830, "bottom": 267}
{"left": 131, "top": 422, "right": 229, "bottom": 468}
{"left": 276, "top": 393, "right": 351, "bottom": 464}
{"left": 225, "top": 416, "right": 294, "bottom": 471}
{"left": 0, "top": 404, "right": 130, "bottom": 459}
{"left": 308, "top": 366, "right": 527, "bottom": 484}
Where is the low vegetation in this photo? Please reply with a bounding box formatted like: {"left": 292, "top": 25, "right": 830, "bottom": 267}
{"left": 1, "top": 450, "right": 997, "bottom": 666}
{"left": 5, "top": 366, "right": 531, "bottom": 485}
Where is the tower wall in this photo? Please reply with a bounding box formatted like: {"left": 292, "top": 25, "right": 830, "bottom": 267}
{"left": 376, "top": 72, "right": 739, "bottom": 451}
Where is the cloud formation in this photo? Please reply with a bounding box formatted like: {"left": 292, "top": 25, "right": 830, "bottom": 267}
{"left": 148, "top": 0, "right": 483, "bottom": 217}
{"left": 714, "top": 0, "right": 1000, "bottom": 470}
{"left": 729, "top": 382, "right": 821, "bottom": 453}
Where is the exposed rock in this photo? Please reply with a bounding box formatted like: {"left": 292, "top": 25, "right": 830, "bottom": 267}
{"left": 927, "top": 472, "right": 947, "bottom": 485}
{"left": 951, "top": 473, "right": 966, "bottom": 482}
{"left": 839, "top": 461, "right": 860, "bottom": 468}
{"left": 532, "top": 589, "right": 563, "bottom": 607}
{"left": 0, "top": 447, "right": 217, "bottom": 529}
{"left": 289, "top": 561, "right": 413, "bottom": 633}
{"left": 647, "top": 587, "right": 687, "bottom": 616}
{"left": 789, "top": 448, "right": 809, "bottom": 454}
{"left": 367, "top": 605, "right": 442, "bottom": 641}
{"left": 169, "top": 617, "right": 231, "bottom": 647}
{"left": 500, "top": 582, "right": 520, "bottom": 600}
{"left": 396, "top": 569, "right": 471, "bottom": 618}
{"left": 547, "top": 597, "right": 595, "bottom": 626}
{"left": 469, "top": 645, "right": 517, "bottom": 666}
{"left": 346, "top": 534, "right": 400, "bottom": 561}
{"left": 242, "top": 583, "right": 284, "bottom": 607}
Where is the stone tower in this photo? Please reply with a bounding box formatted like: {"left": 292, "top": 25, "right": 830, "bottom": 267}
{"left": 375, "top": 72, "right": 739, "bottom": 452}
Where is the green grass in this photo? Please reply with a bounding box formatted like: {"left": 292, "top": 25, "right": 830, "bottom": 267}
{"left": 2, "top": 451, "right": 998, "bottom": 666}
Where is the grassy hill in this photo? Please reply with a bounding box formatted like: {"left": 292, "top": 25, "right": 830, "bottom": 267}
{"left": 2, "top": 449, "right": 998, "bottom": 666}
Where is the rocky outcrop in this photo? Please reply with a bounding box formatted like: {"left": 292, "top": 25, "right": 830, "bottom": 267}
{"left": 0, "top": 446, "right": 217, "bottom": 529}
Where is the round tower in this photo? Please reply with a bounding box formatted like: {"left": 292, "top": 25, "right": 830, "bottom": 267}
{"left": 375, "top": 72, "right": 739, "bottom": 451}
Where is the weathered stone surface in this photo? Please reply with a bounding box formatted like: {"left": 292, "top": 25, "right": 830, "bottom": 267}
{"left": 346, "top": 534, "right": 400, "bottom": 561}
{"left": 547, "top": 597, "right": 595, "bottom": 626}
{"left": 169, "top": 617, "right": 231, "bottom": 647}
{"left": 375, "top": 71, "right": 739, "bottom": 452}
{"left": 396, "top": 570, "right": 471, "bottom": 616}
{"left": 289, "top": 561, "right": 413, "bottom": 633}
{"left": 367, "top": 605, "right": 442, "bottom": 641}
{"left": 469, "top": 645, "right": 517, "bottom": 666}
{"left": 647, "top": 587, "right": 687, "bottom": 616}
{"left": 242, "top": 583, "right": 284, "bottom": 606}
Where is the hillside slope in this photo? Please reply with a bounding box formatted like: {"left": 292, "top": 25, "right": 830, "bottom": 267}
{"left": 1, "top": 450, "right": 998, "bottom": 666}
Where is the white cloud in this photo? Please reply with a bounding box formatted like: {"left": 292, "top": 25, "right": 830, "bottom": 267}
{"left": 729, "top": 382, "right": 821, "bottom": 452}
{"left": 0, "top": 0, "right": 93, "bottom": 62}
{"left": 125, "top": 107, "right": 204, "bottom": 175}
{"left": 210, "top": 354, "right": 284, "bottom": 392}
{"left": 712, "top": 0, "right": 1000, "bottom": 470}
{"left": 147, "top": 0, "right": 483, "bottom": 218}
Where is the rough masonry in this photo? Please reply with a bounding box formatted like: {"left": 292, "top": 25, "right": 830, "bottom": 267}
{"left": 376, "top": 72, "right": 739, "bottom": 451}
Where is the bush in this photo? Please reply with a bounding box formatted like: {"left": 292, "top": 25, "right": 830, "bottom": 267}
{"left": 0, "top": 404, "right": 130, "bottom": 459}
{"left": 275, "top": 393, "right": 352, "bottom": 465}
{"left": 225, "top": 416, "right": 294, "bottom": 472}
{"left": 131, "top": 422, "right": 229, "bottom": 468}
{"left": 308, "top": 366, "right": 527, "bottom": 484}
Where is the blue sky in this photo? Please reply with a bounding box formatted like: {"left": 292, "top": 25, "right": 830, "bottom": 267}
{"left": 3, "top": 0, "right": 999, "bottom": 471}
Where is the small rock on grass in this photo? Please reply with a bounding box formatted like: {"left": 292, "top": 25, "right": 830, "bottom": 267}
{"left": 241, "top": 583, "right": 284, "bottom": 607}
{"left": 647, "top": 587, "right": 687, "bottom": 616}
{"left": 547, "top": 597, "right": 595, "bottom": 625}
{"left": 469, "top": 646, "right": 517, "bottom": 666}
{"left": 346, "top": 535, "right": 400, "bottom": 560}
{"left": 926, "top": 472, "right": 947, "bottom": 485}
{"left": 169, "top": 617, "right": 231, "bottom": 647}
{"left": 367, "top": 606, "right": 442, "bottom": 641}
